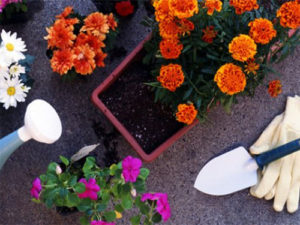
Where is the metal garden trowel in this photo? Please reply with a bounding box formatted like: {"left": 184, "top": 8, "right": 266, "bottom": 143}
{"left": 194, "top": 139, "right": 300, "bottom": 196}
{"left": 0, "top": 99, "right": 62, "bottom": 170}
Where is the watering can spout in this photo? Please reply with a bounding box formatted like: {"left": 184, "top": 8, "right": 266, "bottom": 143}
{"left": 0, "top": 99, "right": 62, "bottom": 170}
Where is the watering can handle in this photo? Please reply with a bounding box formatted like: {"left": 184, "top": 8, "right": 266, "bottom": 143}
{"left": 0, "top": 131, "right": 24, "bottom": 170}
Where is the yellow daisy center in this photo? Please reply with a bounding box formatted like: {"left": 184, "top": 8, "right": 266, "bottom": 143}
{"left": 6, "top": 43, "right": 14, "bottom": 52}
{"left": 7, "top": 87, "right": 16, "bottom": 96}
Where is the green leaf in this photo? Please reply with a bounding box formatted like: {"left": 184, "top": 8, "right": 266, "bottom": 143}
{"left": 152, "top": 213, "right": 162, "bottom": 223}
{"left": 96, "top": 203, "right": 107, "bottom": 212}
{"left": 66, "top": 193, "right": 80, "bottom": 207}
{"left": 115, "top": 204, "right": 124, "bottom": 213}
{"left": 80, "top": 216, "right": 89, "bottom": 225}
{"left": 74, "top": 182, "right": 86, "bottom": 193}
{"left": 47, "top": 162, "right": 58, "bottom": 174}
{"left": 69, "top": 176, "right": 78, "bottom": 186}
{"left": 59, "top": 188, "right": 68, "bottom": 198}
{"left": 139, "top": 168, "right": 150, "bottom": 180}
{"left": 59, "top": 156, "right": 69, "bottom": 166}
{"left": 109, "top": 164, "right": 118, "bottom": 176}
{"left": 103, "top": 211, "right": 116, "bottom": 222}
{"left": 121, "top": 194, "right": 133, "bottom": 210}
{"left": 223, "top": 96, "right": 234, "bottom": 114}
{"left": 77, "top": 198, "right": 92, "bottom": 212}
{"left": 121, "top": 183, "right": 132, "bottom": 196}
{"left": 101, "top": 190, "right": 110, "bottom": 204}
{"left": 130, "top": 215, "right": 141, "bottom": 225}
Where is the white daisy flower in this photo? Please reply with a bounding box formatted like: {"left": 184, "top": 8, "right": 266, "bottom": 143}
{"left": 0, "top": 65, "right": 9, "bottom": 80}
{"left": 9, "top": 64, "right": 25, "bottom": 77}
{"left": 0, "top": 30, "right": 27, "bottom": 64}
{"left": 0, "top": 77, "right": 27, "bottom": 109}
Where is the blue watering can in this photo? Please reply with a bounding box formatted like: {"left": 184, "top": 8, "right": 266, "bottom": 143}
{"left": 0, "top": 99, "right": 62, "bottom": 170}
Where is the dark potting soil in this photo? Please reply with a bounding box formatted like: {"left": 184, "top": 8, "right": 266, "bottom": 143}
{"left": 100, "top": 61, "right": 183, "bottom": 154}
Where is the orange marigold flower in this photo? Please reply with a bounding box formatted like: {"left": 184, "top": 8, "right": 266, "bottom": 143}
{"left": 202, "top": 26, "right": 217, "bottom": 43}
{"left": 248, "top": 18, "right": 277, "bottom": 44}
{"left": 176, "top": 103, "right": 198, "bottom": 125}
{"left": 73, "top": 44, "right": 96, "bottom": 75}
{"left": 214, "top": 63, "right": 246, "bottom": 95}
{"left": 178, "top": 18, "right": 195, "bottom": 36}
{"left": 229, "top": 34, "right": 257, "bottom": 62}
{"left": 229, "top": 0, "right": 259, "bottom": 15}
{"left": 50, "top": 49, "right": 74, "bottom": 75}
{"left": 204, "top": 0, "right": 223, "bottom": 16}
{"left": 244, "top": 58, "right": 259, "bottom": 75}
{"left": 157, "top": 64, "right": 184, "bottom": 92}
{"left": 76, "top": 33, "right": 105, "bottom": 51}
{"left": 268, "top": 80, "right": 282, "bottom": 97}
{"left": 81, "top": 12, "right": 109, "bottom": 39}
{"left": 95, "top": 50, "right": 107, "bottom": 67}
{"left": 159, "top": 19, "right": 181, "bottom": 39}
{"left": 160, "top": 39, "right": 183, "bottom": 59}
{"left": 153, "top": 0, "right": 173, "bottom": 22}
{"left": 45, "top": 19, "right": 76, "bottom": 49}
{"left": 277, "top": 1, "right": 300, "bottom": 29}
{"left": 169, "top": 0, "right": 199, "bottom": 19}
{"left": 107, "top": 13, "right": 118, "bottom": 31}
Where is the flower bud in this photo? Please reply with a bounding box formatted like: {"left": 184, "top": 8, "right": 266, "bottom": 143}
{"left": 56, "top": 165, "right": 62, "bottom": 175}
{"left": 131, "top": 188, "right": 137, "bottom": 197}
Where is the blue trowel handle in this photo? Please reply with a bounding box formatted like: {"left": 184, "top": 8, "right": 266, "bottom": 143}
{"left": 0, "top": 131, "right": 24, "bottom": 170}
{"left": 255, "top": 138, "right": 300, "bottom": 170}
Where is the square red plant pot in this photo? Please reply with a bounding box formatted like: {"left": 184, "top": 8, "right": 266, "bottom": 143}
{"left": 92, "top": 34, "right": 198, "bottom": 162}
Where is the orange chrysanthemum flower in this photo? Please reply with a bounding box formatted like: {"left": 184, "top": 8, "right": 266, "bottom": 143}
{"left": 107, "top": 13, "right": 118, "bottom": 31}
{"left": 169, "top": 0, "right": 199, "bottom": 19}
{"left": 81, "top": 12, "right": 109, "bottom": 39}
{"left": 229, "top": 0, "right": 259, "bottom": 14}
{"left": 229, "top": 34, "right": 257, "bottom": 62}
{"left": 244, "top": 58, "right": 259, "bottom": 75}
{"left": 157, "top": 64, "right": 184, "bottom": 92}
{"left": 153, "top": 0, "right": 173, "bottom": 22}
{"left": 178, "top": 18, "right": 194, "bottom": 36}
{"left": 56, "top": 6, "right": 79, "bottom": 26}
{"left": 56, "top": 6, "right": 73, "bottom": 18}
{"left": 73, "top": 44, "right": 96, "bottom": 75}
{"left": 95, "top": 50, "right": 107, "bottom": 67}
{"left": 204, "top": 0, "right": 223, "bottom": 16}
{"left": 45, "top": 20, "right": 76, "bottom": 49}
{"left": 214, "top": 63, "right": 246, "bottom": 95}
{"left": 76, "top": 33, "right": 105, "bottom": 51}
{"left": 160, "top": 39, "right": 183, "bottom": 59}
{"left": 277, "top": 1, "right": 300, "bottom": 29}
{"left": 176, "top": 103, "right": 198, "bottom": 125}
{"left": 159, "top": 19, "right": 181, "bottom": 39}
{"left": 268, "top": 80, "right": 282, "bottom": 97}
{"left": 248, "top": 18, "right": 277, "bottom": 44}
{"left": 202, "top": 26, "right": 217, "bottom": 43}
{"left": 50, "top": 49, "right": 74, "bottom": 75}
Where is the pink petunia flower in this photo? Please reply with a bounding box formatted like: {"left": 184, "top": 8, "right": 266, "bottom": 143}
{"left": 122, "top": 156, "right": 142, "bottom": 183}
{"left": 91, "top": 221, "right": 115, "bottom": 225}
{"left": 77, "top": 178, "right": 100, "bottom": 200}
{"left": 30, "top": 178, "right": 42, "bottom": 199}
{"left": 156, "top": 194, "right": 171, "bottom": 222}
{"left": 141, "top": 192, "right": 171, "bottom": 222}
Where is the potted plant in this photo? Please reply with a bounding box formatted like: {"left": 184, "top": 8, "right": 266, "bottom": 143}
{"left": 44, "top": 6, "right": 118, "bottom": 80}
{"left": 0, "top": 29, "right": 34, "bottom": 110}
{"left": 92, "top": 0, "right": 299, "bottom": 161}
{"left": 31, "top": 153, "right": 171, "bottom": 225}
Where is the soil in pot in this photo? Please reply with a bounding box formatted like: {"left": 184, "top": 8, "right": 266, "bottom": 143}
{"left": 100, "top": 61, "right": 183, "bottom": 154}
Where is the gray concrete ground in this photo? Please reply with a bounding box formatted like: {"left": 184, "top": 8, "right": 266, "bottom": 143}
{"left": 0, "top": 1, "right": 300, "bottom": 224}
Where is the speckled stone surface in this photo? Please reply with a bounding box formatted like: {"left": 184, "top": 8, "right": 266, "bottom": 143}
{"left": 0, "top": 1, "right": 299, "bottom": 225}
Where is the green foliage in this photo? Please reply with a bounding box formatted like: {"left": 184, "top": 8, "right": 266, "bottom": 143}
{"left": 143, "top": 0, "right": 300, "bottom": 120}
{"left": 35, "top": 155, "right": 164, "bottom": 225}
{"left": 0, "top": 0, "right": 28, "bottom": 22}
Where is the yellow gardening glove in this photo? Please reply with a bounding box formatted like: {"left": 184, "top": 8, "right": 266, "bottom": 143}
{"left": 250, "top": 96, "right": 300, "bottom": 213}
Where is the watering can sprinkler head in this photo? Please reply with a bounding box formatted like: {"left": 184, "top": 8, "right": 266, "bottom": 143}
{"left": 18, "top": 99, "right": 62, "bottom": 143}
{"left": 0, "top": 99, "right": 62, "bottom": 170}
